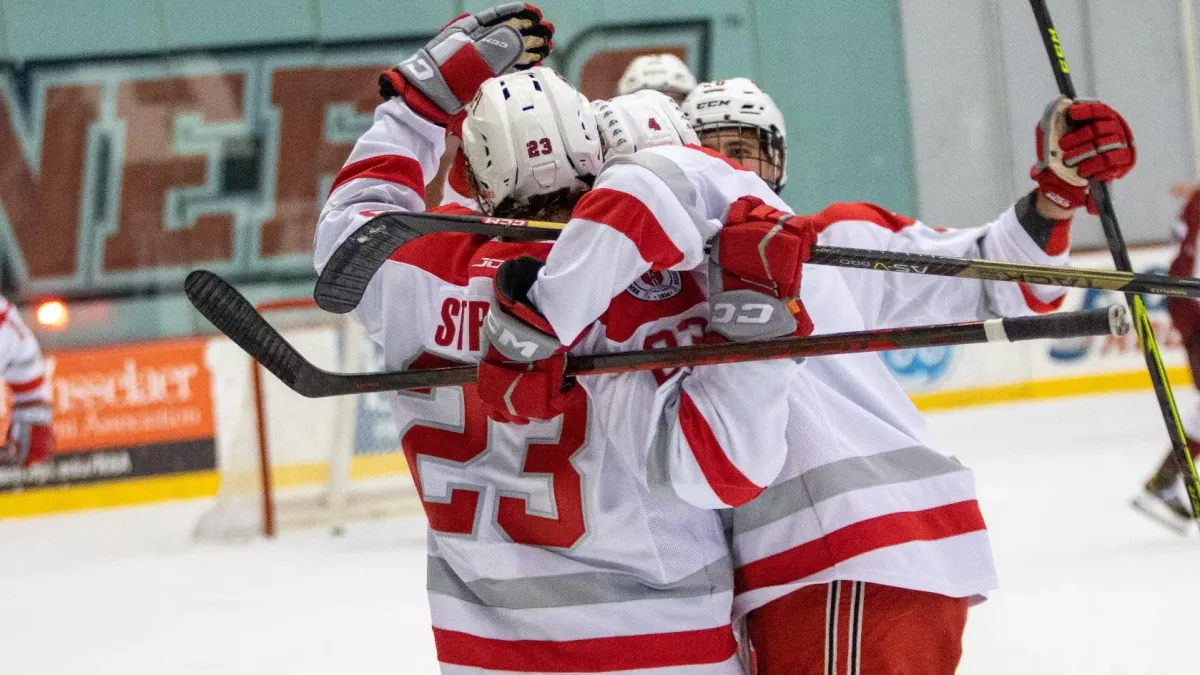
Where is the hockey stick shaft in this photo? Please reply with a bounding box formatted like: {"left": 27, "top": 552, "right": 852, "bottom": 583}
{"left": 188, "top": 270, "right": 1128, "bottom": 398}
{"left": 314, "top": 212, "right": 1200, "bottom": 315}
{"left": 1030, "top": 0, "right": 1200, "bottom": 521}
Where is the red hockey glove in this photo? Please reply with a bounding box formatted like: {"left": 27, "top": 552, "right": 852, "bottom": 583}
{"left": 711, "top": 198, "right": 816, "bottom": 341}
{"left": 379, "top": 3, "right": 554, "bottom": 125}
{"left": 476, "top": 348, "right": 571, "bottom": 424}
{"left": 1032, "top": 97, "right": 1136, "bottom": 214}
{"left": 1, "top": 405, "right": 55, "bottom": 468}
{"left": 488, "top": 256, "right": 559, "bottom": 348}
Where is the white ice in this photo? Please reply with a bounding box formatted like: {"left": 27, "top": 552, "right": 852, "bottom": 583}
{"left": 1, "top": 391, "right": 1197, "bottom": 674}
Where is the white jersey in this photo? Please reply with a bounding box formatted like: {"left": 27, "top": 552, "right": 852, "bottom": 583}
{"left": 529, "top": 148, "right": 1071, "bottom": 616}
{"left": 317, "top": 98, "right": 796, "bottom": 674}
{"left": 0, "top": 297, "right": 51, "bottom": 412}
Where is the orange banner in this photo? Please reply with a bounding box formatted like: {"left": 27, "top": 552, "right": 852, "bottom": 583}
{"left": 2, "top": 338, "right": 215, "bottom": 453}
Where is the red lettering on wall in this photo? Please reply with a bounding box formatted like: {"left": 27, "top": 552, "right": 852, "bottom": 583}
{"left": 104, "top": 75, "right": 247, "bottom": 271}
{"left": 0, "top": 84, "right": 101, "bottom": 279}
{"left": 259, "top": 66, "right": 382, "bottom": 257}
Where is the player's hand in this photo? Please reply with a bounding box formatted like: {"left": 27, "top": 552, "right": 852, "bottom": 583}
{"left": 379, "top": 3, "right": 555, "bottom": 125}
{"left": 711, "top": 196, "right": 816, "bottom": 342}
{"left": 1171, "top": 182, "right": 1198, "bottom": 199}
{"left": 1031, "top": 97, "right": 1136, "bottom": 214}
{"left": 476, "top": 349, "right": 571, "bottom": 424}
{"left": 1, "top": 406, "right": 55, "bottom": 468}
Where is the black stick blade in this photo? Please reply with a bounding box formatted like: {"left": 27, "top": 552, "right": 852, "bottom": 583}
{"left": 185, "top": 270, "right": 314, "bottom": 394}
{"left": 314, "top": 212, "right": 560, "bottom": 314}
{"left": 315, "top": 216, "right": 424, "bottom": 314}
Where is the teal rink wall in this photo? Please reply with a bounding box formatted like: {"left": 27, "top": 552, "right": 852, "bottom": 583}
{"left": 0, "top": 0, "right": 915, "bottom": 345}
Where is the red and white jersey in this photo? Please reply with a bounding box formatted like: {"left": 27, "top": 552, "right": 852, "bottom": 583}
{"left": 0, "top": 297, "right": 51, "bottom": 412}
{"left": 1167, "top": 190, "right": 1200, "bottom": 339}
{"left": 316, "top": 97, "right": 794, "bottom": 674}
{"left": 730, "top": 198, "right": 1070, "bottom": 616}
{"left": 529, "top": 149, "right": 1074, "bottom": 617}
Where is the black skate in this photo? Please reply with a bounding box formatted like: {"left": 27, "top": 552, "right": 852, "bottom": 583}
{"left": 1131, "top": 482, "right": 1196, "bottom": 536}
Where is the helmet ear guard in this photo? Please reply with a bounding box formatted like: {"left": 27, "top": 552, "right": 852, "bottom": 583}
{"left": 460, "top": 66, "right": 603, "bottom": 214}
{"left": 682, "top": 78, "right": 788, "bottom": 192}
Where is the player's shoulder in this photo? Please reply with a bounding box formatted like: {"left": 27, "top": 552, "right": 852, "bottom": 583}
{"left": 387, "top": 205, "right": 490, "bottom": 286}
{"left": 635, "top": 143, "right": 751, "bottom": 174}
{"left": 803, "top": 201, "right": 917, "bottom": 235}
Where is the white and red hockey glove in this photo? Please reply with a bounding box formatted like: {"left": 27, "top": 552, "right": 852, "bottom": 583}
{"left": 1, "top": 404, "right": 55, "bottom": 468}
{"left": 1031, "top": 97, "right": 1136, "bottom": 214}
{"left": 709, "top": 196, "right": 816, "bottom": 342}
{"left": 477, "top": 256, "right": 572, "bottom": 424}
{"left": 379, "top": 3, "right": 554, "bottom": 125}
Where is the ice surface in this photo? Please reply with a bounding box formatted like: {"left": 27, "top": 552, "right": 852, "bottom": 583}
{"left": 1, "top": 391, "right": 1196, "bottom": 674}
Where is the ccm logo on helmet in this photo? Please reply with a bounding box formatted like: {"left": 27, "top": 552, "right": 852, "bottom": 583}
{"left": 695, "top": 100, "right": 731, "bottom": 109}
{"left": 712, "top": 302, "right": 775, "bottom": 325}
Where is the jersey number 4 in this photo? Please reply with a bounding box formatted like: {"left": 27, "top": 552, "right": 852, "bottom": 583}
{"left": 401, "top": 384, "right": 588, "bottom": 549}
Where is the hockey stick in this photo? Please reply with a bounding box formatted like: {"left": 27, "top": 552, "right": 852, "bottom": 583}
{"left": 187, "top": 270, "right": 1128, "bottom": 398}
{"left": 313, "top": 211, "right": 1200, "bottom": 315}
{"left": 1030, "top": 0, "right": 1200, "bottom": 524}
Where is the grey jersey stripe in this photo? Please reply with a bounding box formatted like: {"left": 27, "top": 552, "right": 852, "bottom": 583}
{"left": 603, "top": 153, "right": 720, "bottom": 243}
{"left": 427, "top": 555, "right": 733, "bottom": 609}
{"left": 732, "top": 445, "right": 969, "bottom": 535}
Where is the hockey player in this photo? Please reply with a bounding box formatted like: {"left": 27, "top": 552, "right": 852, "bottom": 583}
{"left": 1132, "top": 183, "right": 1200, "bottom": 532}
{"left": 616, "top": 53, "right": 697, "bottom": 104}
{"left": 0, "top": 296, "right": 55, "bottom": 468}
{"left": 497, "top": 83, "right": 1135, "bottom": 674}
{"left": 316, "top": 6, "right": 803, "bottom": 672}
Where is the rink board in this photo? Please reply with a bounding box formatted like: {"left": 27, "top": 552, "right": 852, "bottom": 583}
{"left": 895, "top": 245, "right": 1193, "bottom": 407}
{"left": 0, "top": 324, "right": 408, "bottom": 519}
{"left": 1, "top": 246, "right": 1190, "bottom": 518}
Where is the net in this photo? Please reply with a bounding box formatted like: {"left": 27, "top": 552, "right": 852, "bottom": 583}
{"left": 194, "top": 298, "right": 419, "bottom": 540}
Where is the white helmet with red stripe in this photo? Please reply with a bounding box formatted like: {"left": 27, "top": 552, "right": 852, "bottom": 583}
{"left": 591, "top": 90, "right": 698, "bottom": 159}
{"left": 460, "top": 66, "right": 603, "bottom": 213}
{"left": 616, "top": 54, "right": 697, "bottom": 99}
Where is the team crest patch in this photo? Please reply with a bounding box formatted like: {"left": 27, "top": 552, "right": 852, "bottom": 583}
{"left": 626, "top": 271, "right": 683, "bottom": 301}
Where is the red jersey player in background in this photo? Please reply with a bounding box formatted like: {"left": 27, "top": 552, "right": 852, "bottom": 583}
{"left": 1133, "top": 183, "right": 1200, "bottom": 533}
{"left": 0, "top": 296, "right": 55, "bottom": 469}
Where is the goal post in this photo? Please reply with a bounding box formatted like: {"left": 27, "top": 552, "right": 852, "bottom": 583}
{"left": 195, "top": 297, "right": 418, "bottom": 541}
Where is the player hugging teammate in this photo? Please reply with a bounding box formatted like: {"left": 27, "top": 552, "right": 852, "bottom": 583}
{"left": 316, "top": 4, "right": 1136, "bottom": 673}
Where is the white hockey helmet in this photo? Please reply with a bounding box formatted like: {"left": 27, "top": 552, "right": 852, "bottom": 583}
{"left": 591, "top": 90, "right": 699, "bottom": 159}
{"left": 616, "top": 54, "right": 698, "bottom": 99}
{"left": 682, "top": 78, "right": 788, "bottom": 191}
{"left": 460, "top": 67, "right": 603, "bottom": 213}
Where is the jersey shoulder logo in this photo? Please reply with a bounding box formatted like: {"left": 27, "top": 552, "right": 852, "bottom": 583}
{"left": 626, "top": 271, "right": 682, "bottom": 301}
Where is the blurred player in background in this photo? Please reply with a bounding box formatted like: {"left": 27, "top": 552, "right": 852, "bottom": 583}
{"left": 1133, "top": 182, "right": 1200, "bottom": 533}
{"left": 0, "top": 296, "right": 54, "bottom": 468}
{"left": 675, "top": 80, "right": 1137, "bottom": 673}
{"left": 616, "top": 53, "right": 697, "bottom": 103}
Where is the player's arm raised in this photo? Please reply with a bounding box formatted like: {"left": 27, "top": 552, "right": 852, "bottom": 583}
{"left": 769, "top": 97, "right": 1134, "bottom": 329}
{"left": 315, "top": 3, "right": 554, "bottom": 273}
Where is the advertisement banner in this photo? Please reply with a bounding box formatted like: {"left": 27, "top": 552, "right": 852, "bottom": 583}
{"left": 0, "top": 338, "right": 217, "bottom": 491}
